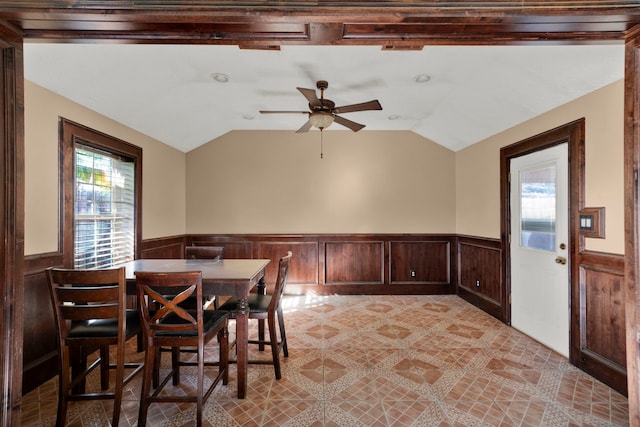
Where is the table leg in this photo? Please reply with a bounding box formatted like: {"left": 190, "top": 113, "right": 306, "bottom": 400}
{"left": 257, "top": 276, "right": 266, "bottom": 351}
{"left": 235, "top": 296, "right": 249, "bottom": 399}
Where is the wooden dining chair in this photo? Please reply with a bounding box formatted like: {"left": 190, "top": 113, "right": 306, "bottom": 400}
{"left": 185, "top": 245, "right": 224, "bottom": 261}
{"left": 157, "top": 245, "right": 226, "bottom": 366}
{"left": 219, "top": 251, "right": 292, "bottom": 379}
{"left": 46, "top": 267, "right": 144, "bottom": 427}
{"left": 135, "top": 270, "right": 229, "bottom": 427}
{"left": 184, "top": 245, "right": 224, "bottom": 308}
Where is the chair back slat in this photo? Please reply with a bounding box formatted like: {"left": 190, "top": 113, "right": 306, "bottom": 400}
{"left": 268, "top": 251, "right": 292, "bottom": 312}
{"left": 55, "top": 285, "right": 119, "bottom": 303}
{"left": 185, "top": 245, "right": 224, "bottom": 260}
{"left": 59, "top": 302, "right": 119, "bottom": 321}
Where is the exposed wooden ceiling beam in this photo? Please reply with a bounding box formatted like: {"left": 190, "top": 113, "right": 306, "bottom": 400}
{"left": 0, "top": 2, "right": 639, "bottom": 45}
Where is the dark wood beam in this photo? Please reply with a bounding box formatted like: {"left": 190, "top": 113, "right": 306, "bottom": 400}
{"left": 0, "top": 2, "right": 639, "bottom": 44}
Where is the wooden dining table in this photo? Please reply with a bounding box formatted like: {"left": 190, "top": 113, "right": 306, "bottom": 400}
{"left": 118, "top": 258, "right": 271, "bottom": 399}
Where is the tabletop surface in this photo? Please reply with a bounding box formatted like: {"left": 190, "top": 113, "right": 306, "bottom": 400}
{"left": 119, "top": 258, "right": 271, "bottom": 281}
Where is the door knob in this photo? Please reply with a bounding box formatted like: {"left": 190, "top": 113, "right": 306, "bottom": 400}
{"left": 555, "top": 256, "right": 567, "bottom": 265}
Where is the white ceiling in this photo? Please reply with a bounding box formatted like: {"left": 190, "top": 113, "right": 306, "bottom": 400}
{"left": 24, "top": 43, "right": 624, "bottom": 153}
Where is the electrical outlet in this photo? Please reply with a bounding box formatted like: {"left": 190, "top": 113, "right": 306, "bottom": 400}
{"left": 476, "top": 280, "right": 481, "bottom": 287}
{"left": 410, "top": 270, "right": 416, "bottom": 278}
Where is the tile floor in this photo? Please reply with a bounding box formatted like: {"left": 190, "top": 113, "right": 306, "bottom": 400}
{"left": 21, "top": 294, "right": 629, "bottom": 426}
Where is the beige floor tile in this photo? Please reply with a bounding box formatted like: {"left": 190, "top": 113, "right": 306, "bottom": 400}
{"left": 21, "top": 295, "right": 629, "bottom": 426}
{"left": 381, "top": 400, "right": 451, "bottom": 427}
{"left": 261, "top": 399, "right": 324, "bottom": 427}
{"left": 325, "top": 400, "right": 388, "bottom": 427}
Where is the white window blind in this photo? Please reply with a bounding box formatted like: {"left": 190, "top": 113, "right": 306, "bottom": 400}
{"left": 74, "top": 145, "right": 135, "bottom": 269}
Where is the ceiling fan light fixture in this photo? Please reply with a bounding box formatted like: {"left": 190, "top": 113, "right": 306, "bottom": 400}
{"left": 309, "top": 112, "right": 334, "bottom": 129}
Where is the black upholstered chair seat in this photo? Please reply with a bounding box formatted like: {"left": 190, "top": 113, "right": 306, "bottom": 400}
{"left": 155, "top": 310, "right": 229, "bottom": 337}
{"left": 68, "top": 310, "right": 141, "bottom": 338}
{"left": 218, "top": 294, "right": 271, "bottom": 314}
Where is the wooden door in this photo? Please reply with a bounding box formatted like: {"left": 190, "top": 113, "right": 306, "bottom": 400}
{"left": 510, "top": 143, "right": 570, "bottom": 357}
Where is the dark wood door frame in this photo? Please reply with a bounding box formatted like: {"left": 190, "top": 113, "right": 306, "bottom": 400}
{"left": 0, "top": 20, "right": 24, "bottom": 427}
{"left": 500, "top": 119, "right": 585, "bottom": 326}
{"left": 501, "top": 120, "right": 629, "bottom": 396}
{"left": 624, "top": 29, "right": 640, "bottom": 427}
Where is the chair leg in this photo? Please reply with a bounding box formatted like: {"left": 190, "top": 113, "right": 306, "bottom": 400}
{"left": 219, "top": 327, "right": 229, "bottom": 385}
{"left": 268, "top": 314, "right": 281, "bottom": 380}
{"left": 171, "top": 346, "right": 180, "bottom": 386}
{"left": 57, "top": 348, "right": 70, "bottom": 427}
{"left": 258, "top": 318, "right": 265, "bottom": 351}
{"left": 277, "top": 307, "right": 289, "bottom": 357}
{"left": 196, "top": 343, "right": 204, "bottom": 427}
{"left": 152, "top": 346, "right": 160, "bottom": 388}
{"left": 138, "top": 343, "right": 156, "bottom": 427}
{"left": 71, "top": 346, "right": 89, "bottom": 394}
{"left": 100, "top": 346, "right": 110, "bottom": 390}
{"left": 111, "top": 344, "right": 125, "bottom": 426}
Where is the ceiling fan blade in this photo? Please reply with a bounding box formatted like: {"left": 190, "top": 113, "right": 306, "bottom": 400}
{"left": 295, "top": 120, "right": 313, "bottom": 133}
{"left": 259, "top": 110, "right": 309, "bottom": 114}
{"left": 297, "top": 87, "right": 321, "bottom": 107}
{"left": 334, "top": 115, "right": 365, "bottom": 132}
{"left": 333, "top": 99, "right": 382, "bottom": 114}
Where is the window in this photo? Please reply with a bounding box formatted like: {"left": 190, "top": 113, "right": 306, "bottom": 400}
{"left": 74, "top": 146, "right": 135, "bottom": 268}
{"left": 60, "top": 119, "right": 142, "bottom": 268}
{"left": 519, "top": 164, "right": 556, "bottom": 252}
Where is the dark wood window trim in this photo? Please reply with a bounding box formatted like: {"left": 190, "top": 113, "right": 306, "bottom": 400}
{"left": 59, "top": 118, "right": 142, "bottom": 268}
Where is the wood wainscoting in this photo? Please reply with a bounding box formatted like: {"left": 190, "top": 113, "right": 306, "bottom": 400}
{"left": 140, "top": 235, "right": 186, "bottom": 259}
{"left": 456, "top": 236, "right": 504, "bottom": 321}
{"left": 23, "top": 252, "right": 63, "bottom": 394}
{"left": 184, "top": 234, "right": 456, "bottom": 295}
{"left": 572, "top": 250, "right": 627, "bottom": 395}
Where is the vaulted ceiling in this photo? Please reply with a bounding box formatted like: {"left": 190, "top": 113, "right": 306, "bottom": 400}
{"left": 24, "top": 43, "right": 624, "bottom": 152}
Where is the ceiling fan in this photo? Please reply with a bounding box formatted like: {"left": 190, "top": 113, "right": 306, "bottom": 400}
{"left": 259, "top": 80, "right": 382, "bottom": 133}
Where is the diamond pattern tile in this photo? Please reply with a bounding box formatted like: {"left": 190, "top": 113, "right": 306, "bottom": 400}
{"left": 21, "top": 295, "right": 629, "bottom": 426}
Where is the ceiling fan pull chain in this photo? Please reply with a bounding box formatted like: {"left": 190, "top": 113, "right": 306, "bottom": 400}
{"left": 320, "top": 129, "right": 324, "bottom": 159}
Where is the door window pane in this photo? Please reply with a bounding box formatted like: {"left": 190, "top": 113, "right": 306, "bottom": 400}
{"left": 520, "top": 165, "right": 556, "bottom": 251}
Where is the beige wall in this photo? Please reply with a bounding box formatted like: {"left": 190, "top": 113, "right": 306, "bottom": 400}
{"left": 24, "top": 81, "right": 187, "bottom": 255}
{"left": 455, "top": 79, "right": 624, "bottom": 254}
{"left": 25, "top": 78, "right": 624, "bottom": 254}
{"left": 185, "top": 130, "right": 456, "bottom": 234}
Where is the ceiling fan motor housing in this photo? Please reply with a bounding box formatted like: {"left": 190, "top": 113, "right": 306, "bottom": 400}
{"left": 312, "top": 99, "right": 335, "bottom": 112}
{"left": 260, "top": 79, "right": 381, "bottom": 133}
